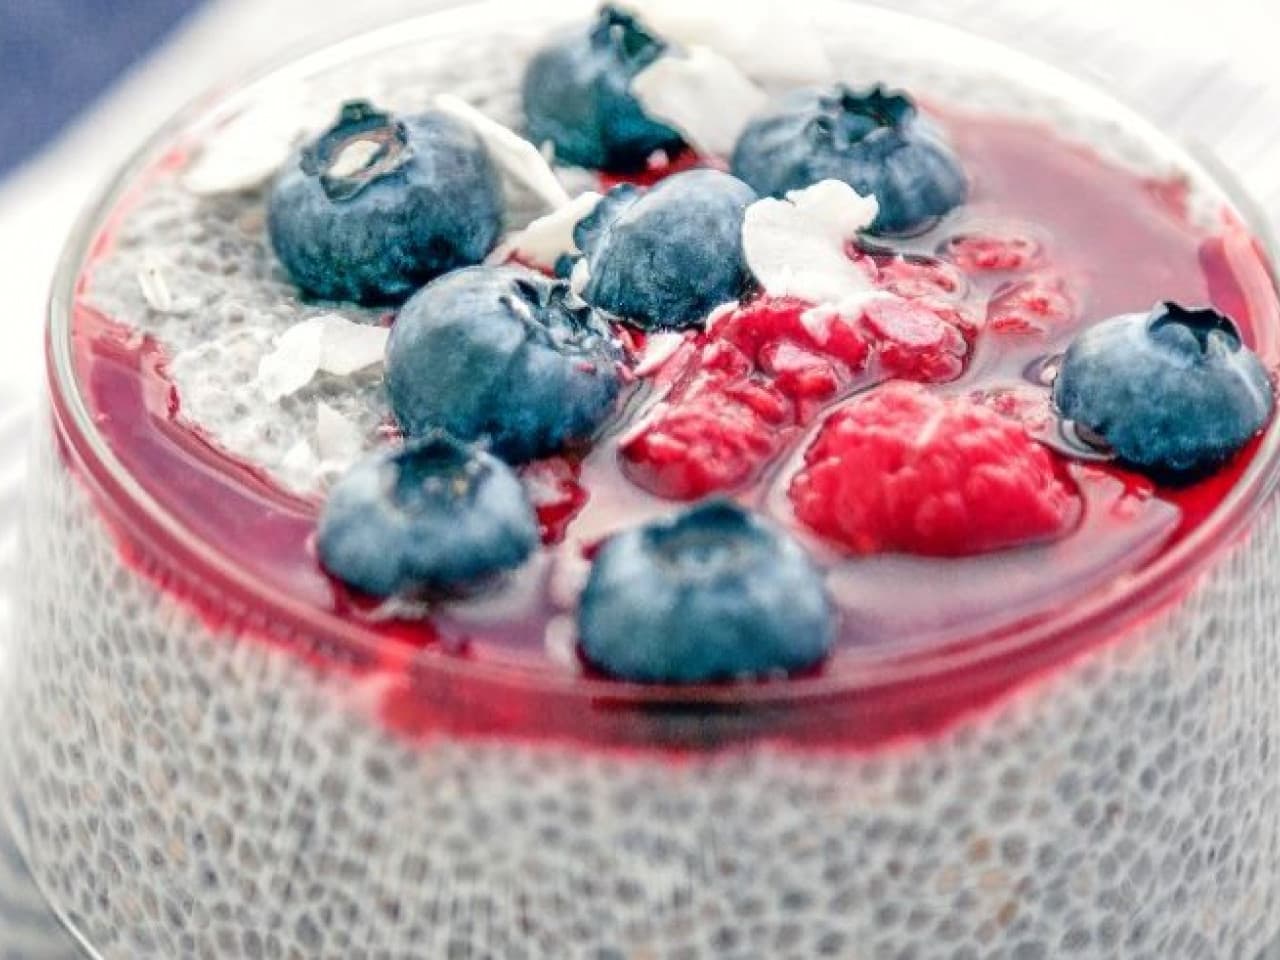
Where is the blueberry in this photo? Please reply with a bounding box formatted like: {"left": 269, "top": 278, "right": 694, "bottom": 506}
{"left": 731, "top": 85, "right": 967, "bottom": 236}
{"left": 317, "top": 434, "right": 538, "bottom": 597}
{"left": 268, "top": 101, "right": 503, "bottom": 305}
{"left": 522, "top": 4, "right": 683, "bottom": 170}
{"left": 575, "top": 169, "right": 758, "bottom": 330}
{"left": 1053, "top": 302, "right": 1274, "bottom": 477}
{"left": 577, "top": 501, "right": 835, "bottom": 683}
{"left": 386, "top": 265, "right": 623, "bottom": 463}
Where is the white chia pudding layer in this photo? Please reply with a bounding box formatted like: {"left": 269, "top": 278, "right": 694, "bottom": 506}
{"left": 5, "top": 420, "right": 1280, "bottom": 959}
{"left": 4, "top": 3, "right": 1280, "bottom": 958}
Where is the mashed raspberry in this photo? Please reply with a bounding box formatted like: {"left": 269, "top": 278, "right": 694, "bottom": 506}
{"left": 942, "top": 229, "right": 1044, "bottom": 273}
{"left": 987, "top": 274, "right": 1077, "bottom": 334}
{"left": 620, "top": 298, "right": 869, "bottom": 499}
{"left": 862, "top": 298, "right": 969, "bottom": 383}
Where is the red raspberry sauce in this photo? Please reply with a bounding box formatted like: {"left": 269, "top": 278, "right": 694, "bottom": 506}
{"left": 57, "top": 108, "right": 1280, "bottom": 751}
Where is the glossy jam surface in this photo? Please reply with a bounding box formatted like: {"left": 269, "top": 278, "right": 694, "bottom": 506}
{"left": 63, "top": 105, "right": 1280, "bottom": 738}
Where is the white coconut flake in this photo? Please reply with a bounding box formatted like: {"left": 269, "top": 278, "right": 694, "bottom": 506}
{"left": 632, "top": 331, "right": 690, "bottom": 377}
{"left": 633, "top": 45, "right": 768, "bottom": 157}
{"left": 570, "top": 258, "right": 592, "bottom": 298}
{"left": 315, "top": 402, "right": 365, "bottom": 464}
{"left": 433, "top": 94, "right": 570, "bottom": 211}
{"left": 182, "top": 92, "right": 323, "bottom": 196}
{"left": 314, "top": 315, "right": 390, "bottom": 377}
{"left": 488, "top": 191, "right": 603, "bottom": 271}
{"left": 281, "top": 438, "right": 320, "bottom": 478}
{"left": 257, "top": 314, "right": 388, "bottom": 402}
{"left": 136, "top": 253, "right": 174, "bottom": 313}
{"left": 619, "top": 0, "right": 834, "bottom": 85}
{"left": 703, "top": 299, "right": 743, "bottom": 335}
{"left": 136, "top": 251, "right": 198, "bottom": 315}
{"left": 257, "top": 322, "right": 324, "bottom": 402}
{"left": 743, "top": 179, "right": 886, "bottom": 308}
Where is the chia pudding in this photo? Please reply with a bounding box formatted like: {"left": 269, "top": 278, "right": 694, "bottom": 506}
{"left": 4, "top": 1, "right": 1280, "bottom": 958}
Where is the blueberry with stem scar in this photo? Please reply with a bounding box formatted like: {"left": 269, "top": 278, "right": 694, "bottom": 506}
{"left": 1053, "top": 302, "right": 1274, "bottom": 478}
{"left": 269, "top": 100, "right": 504, "bottom": 305}
{"left": 732, "top": 85, "right": 967, "bottom": 236}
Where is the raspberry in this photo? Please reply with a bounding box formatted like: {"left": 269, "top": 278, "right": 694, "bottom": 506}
{"left": 621, "top": 298, "right": 870, "bottom": 500}
{"left": 862, "top": 298, "right": 970, "bottom": 383}
{"left": 716, "top": 297, "right": 870, "bottom": 375}
{"left": 853, "top": 246, "right": 967, "bottom": 301}
{"left": 987, "top": 275, "right": 1076, "bottom": 334}
{"left": 717, "top": 373, "right": 794, "bottom": 422}
{"left": 758, "top": 340, "right": 843, "bottom": 404}
{"left": 620, "top": 338, "right": 792, "bottom": 499}
{"left": 621, "top": 392, "right": 784, "bottom": 500}
{"left": 942, "top": 229, "right": 1043, "bottom": 273}
{"left": 790, "top": 385, "right": 1079, "bottom": 556}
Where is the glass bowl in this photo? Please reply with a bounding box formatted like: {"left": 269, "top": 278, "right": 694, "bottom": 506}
{"left": 3, "top": 1, "right": 1278, "bottom": 956}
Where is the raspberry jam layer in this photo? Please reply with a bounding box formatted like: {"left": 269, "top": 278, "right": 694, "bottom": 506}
{"left": 60, "top": 106, "right": 1280, "bottom": 747}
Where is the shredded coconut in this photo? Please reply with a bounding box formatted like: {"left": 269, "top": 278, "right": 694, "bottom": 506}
{"left": 632, "top": 331, "right": 690, "bottom": 377}
{"left": 633, "top": 45, "right": 768, "bottom": 157}
{"left": 569, "top": 258, "right": 592, "bottom": 298}
{"left": 743, "top": 179, "right": 887, "bottom": 308}
{"left": 433, "top": 93, "right": 571, "bottom": 210}
{"left": 136, "top": 251, "right": 197, "bottom": 315}
{"left": 281, "top": 438, "right": 321, "bottom": 482}
{"left": 316, "top": 402, "right": 366, "bottom": 464}
{"left": 257, "top": 314, "right": 388, "bottom": 402}
{"left": 489, "top": 191, "right": 602, "bottom": 271}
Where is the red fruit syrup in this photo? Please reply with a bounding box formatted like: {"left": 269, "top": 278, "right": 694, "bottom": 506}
{"left": 57, "top": 106, "right": 1280, "bottom": 750}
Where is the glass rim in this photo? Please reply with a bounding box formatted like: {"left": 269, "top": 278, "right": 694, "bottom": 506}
{"left": 44, "top": 0, "right": 1280, "bottom": 713}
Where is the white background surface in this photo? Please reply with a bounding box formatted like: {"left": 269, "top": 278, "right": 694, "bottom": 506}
{"left": 0, "top": 1, "right": 1278, "bottom": 954}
